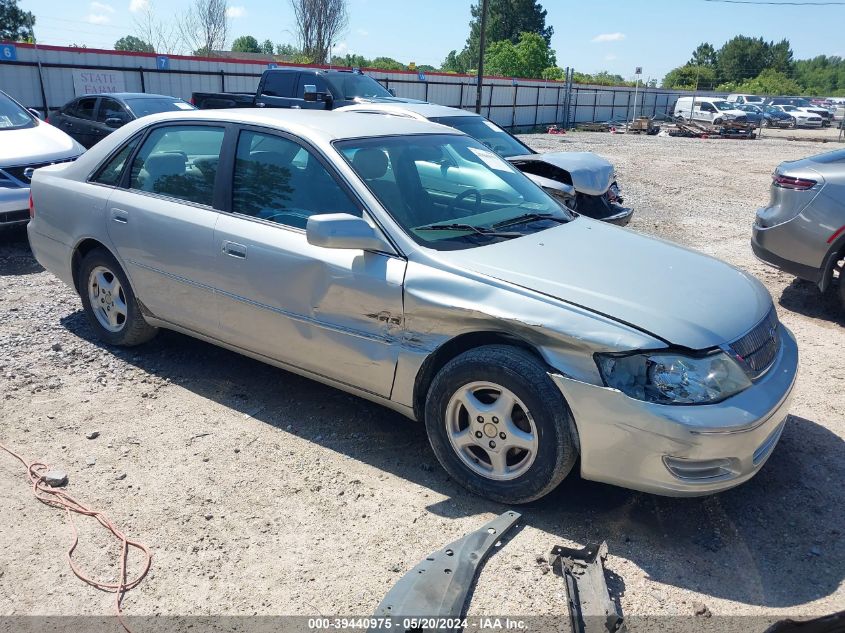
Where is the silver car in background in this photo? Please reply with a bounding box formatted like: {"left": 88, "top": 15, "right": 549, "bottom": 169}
{"left": 28, "top": 109, "right": 797, "bottom": 503}
{"left": 337, "top": 102, "right": 633, "bottom": 225}
{"left": 753, "top": 149, "right": 845, "bottom": 310}
{"left": 0, "top": 90, "right": 84, "bottom": 227}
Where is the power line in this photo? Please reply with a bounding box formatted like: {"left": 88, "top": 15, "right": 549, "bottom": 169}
{"left": 704, "top": 0, "right": 845, "bottom": 4}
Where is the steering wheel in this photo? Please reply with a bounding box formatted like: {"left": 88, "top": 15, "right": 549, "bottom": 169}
{"left": 447, "top": 188, "right": 481, "bottom": 216}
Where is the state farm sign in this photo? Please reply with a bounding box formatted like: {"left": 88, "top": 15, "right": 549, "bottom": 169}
{"left": 72, "top": 70, "right": 126, "bottom": 96}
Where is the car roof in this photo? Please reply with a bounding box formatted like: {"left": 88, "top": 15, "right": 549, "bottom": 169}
{"left": 132, "top": 108, "right": 463, "bottom": 142}
{"left": 337, "top": 102, "right": 479, "bottom": 120}
{"left": 78, "top": 93, "right": 187, "bottom": 100}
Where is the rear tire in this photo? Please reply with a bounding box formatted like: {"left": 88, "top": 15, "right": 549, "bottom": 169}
{"left": 424, "top": 345, "right": 578, "bottom": 504}
{"left": 78, "top": 248, "right": 158, "bottom": 346}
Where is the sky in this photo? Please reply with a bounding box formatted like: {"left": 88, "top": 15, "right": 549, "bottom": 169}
{"left": 18, "top": 0, "right": 845, "bottom": 82}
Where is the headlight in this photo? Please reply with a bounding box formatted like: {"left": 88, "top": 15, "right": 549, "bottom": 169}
{"left": 596, "top": 351, "right": 751, "bottom": 405}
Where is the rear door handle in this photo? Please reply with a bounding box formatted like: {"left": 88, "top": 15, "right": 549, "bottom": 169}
{"left": 222, "top": 241, "right": 247, "bottom": 259}
{"left": 111, "top": 208, "right": 129, "bottom": 224}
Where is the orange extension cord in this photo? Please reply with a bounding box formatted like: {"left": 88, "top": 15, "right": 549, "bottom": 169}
{"left": 0, "top": 441, "right": 151, "bottom": 633}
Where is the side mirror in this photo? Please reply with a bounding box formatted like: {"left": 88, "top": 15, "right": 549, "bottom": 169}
{"left": 306, "top": 213, "right": 392, "bottom": 252}
{"left": 28, "top": 108, "right": 43, "bottom": 120}
{"left": 303, "top": 84, "right": 318, "bottom": 102}
{"left": 388, "top": 88, "right": 396, "bottom": 97}
{"left": 105, "top": 117, "right": 126, "bottom": 129}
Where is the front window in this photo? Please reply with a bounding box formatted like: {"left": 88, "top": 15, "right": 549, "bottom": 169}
{"left": 324, "top": 74, "right": 392, "bottom": 100}
{"left": 0, "top": 92, "right": 36, "bottom": 130}
{"left": 124, "top": 97, "right": 195, "bottom": 118}
{"left": 430, "top": 115, "right": 532, "bottom": 158}
{"left": 336, "top": 134, "right": 573, "bottom": 251}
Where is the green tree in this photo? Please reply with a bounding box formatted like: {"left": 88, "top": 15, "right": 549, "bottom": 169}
{"left": 768, "top": 38, "right": 794, "bottom": 74}
{"left": 485, "top": 31, "right": 554, "bottom": 79}
{"left": 689, "top": 42, "right": 717, "bottom": 68}
{"left": 661, "top": 64, "right": 718, "bottom": 91}
{"left": 451, "top": 1, "right": 552, "bottom": 75}
{"left": 331, "top": 53, "right": 370, "bottom": 67}
{"left": 541, "top": 66, "right": 564, "bottom": 80}
{"left": 114, "top": 35, "right": 154, "bottom": 52}
{"left": 717, "top": 35, "right": 773, "bottom": 84}
{"left": 793, "top": 55, "right": 845, "bottom": 95}
{"left": 717, "top": 68, "right": 801, "bottom": 95}
{"left": 0, "top": 0, "right": 34, "bottom": 41}
{"left": 369, "top": 56, "right": 405, "bottom": 70}
{"left": 260, "top": 39, "right": 274, "bottom": 55}
{"left": 231, "top": 35, "right": 261, "bottom": 53}
{"left": 275, "top": 43, "right": 299, "bottom": 56}
{"left": 417, "top": 64, "right": 436, "bottom": 72}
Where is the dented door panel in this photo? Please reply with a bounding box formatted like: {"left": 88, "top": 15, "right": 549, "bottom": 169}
{"left": 213, "top": 213, "right": 406, "bottom": 397}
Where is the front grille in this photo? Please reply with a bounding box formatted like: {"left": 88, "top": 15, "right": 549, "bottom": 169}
{"left": 729, "top": 308, "right": 781, "bottom": 377}
{"left": 1, "top": 157, "right": 76, "bottom": 184}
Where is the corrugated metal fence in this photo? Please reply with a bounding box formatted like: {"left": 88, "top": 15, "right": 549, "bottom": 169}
{"left": 0, "top": 42, "right": 725, "bottom": 129}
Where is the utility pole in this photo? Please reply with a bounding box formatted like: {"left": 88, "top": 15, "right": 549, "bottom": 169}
{"left": 474, "top": 0, "right": 489, "bottom": 114}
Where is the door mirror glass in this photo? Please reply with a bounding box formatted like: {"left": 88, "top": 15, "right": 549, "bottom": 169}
{"left": 303, "top": 84, "right": 318, "bottom": 102}
{"left": 105, "top": 117, "right": 126, "bottom": 129}
{"left": 306, "top": 213, "right": 390, "bottom": 251}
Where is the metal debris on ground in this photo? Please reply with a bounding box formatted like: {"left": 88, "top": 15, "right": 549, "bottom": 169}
{"left": 371, "top": 511, "right": 521, "bottom": 630}
{"left": 550, "top": 541, "right": 626, "bottom": 633}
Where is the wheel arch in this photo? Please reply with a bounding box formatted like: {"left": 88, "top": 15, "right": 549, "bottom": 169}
{"left": 412, "top": 330, "right": 547, "bottom": 422}
{"left": 819, "top": 231, "right": 845, "bottom": 292}
{"left": 71, "top": 237, "right": 118, "bottom": 293}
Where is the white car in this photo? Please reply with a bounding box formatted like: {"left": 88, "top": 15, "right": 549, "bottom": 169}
{"left": 771, "top": 105, "right": 823, "bottom": 128}
{"left": 674, "top": 97, "right": 748, "bottom": 126}
{"left": 0, "top": 91, "right": 84, "bottom": 227}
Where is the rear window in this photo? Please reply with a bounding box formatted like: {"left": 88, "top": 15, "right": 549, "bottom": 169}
{"left": 124, "top": 97, "right": 194, "bottom": 118}
{"left": 262, "top": 72, "right": 298, "bottom": 97}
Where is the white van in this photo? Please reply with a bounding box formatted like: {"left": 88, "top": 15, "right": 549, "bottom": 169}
{"left": 726, "top": 93, "right": 766, "bottom": 106}
{"left": 674, "top": 97, "right": 748, "bottom": 125}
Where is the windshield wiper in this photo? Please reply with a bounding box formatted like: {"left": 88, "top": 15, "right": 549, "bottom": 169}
{"left": 492, "top": 213, "right": 568, "bottom": 229}
{"left": 415, "top": 223, "right": 522, "bottom": 238}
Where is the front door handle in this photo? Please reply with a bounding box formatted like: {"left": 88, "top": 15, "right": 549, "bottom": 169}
{"left": 222, "top": 241, "right": 247, "bottom": 259}
{"left": 111, "top": 208, "right": 129, "bottom": 223}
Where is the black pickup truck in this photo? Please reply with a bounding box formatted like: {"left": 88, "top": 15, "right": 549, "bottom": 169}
{"left": 192, "top": 68, "right": 424, "bottom": 110}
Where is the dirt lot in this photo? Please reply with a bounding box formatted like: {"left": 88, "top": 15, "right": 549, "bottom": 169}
{"left": 1, "top": 129, "right": 843, "bottom": 628}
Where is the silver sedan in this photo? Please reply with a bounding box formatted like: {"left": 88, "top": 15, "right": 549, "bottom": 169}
{"left": 28, "top": 109, "right": 797, "bottom": 503}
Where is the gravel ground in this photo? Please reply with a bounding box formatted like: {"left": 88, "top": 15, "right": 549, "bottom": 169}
{"left": 0, "top": 130, "right": 843, "bottom": 628}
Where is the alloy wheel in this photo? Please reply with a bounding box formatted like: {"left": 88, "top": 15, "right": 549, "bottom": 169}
{"left": 88, "top": 265, "right": 128, "bottom": 332}
{"left": 445, "top": 381, "right": 538, "bottom": 481}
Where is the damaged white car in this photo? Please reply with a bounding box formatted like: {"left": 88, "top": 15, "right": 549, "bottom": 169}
{"left": 337, "top": 102, "right": 633, "bottom": 225}
{"left": 28, "top": 109, "right": 796, "bottom": 503}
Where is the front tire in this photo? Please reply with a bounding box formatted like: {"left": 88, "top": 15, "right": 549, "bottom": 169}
{"left": 78, "top": 248, "right": 158, "bottom": 346}
{"left": 424, "top": 345, "right": 578, "bottom": 504}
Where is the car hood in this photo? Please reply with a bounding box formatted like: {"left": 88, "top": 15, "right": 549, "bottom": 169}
{"left": 507, "top": 152, "right": 614, "bottom": 196}
{"left": 434, "top": 219, "right": 772, "bottom": 350}
{"left": 0, "top": 121, "right": 83, "bottom": 166}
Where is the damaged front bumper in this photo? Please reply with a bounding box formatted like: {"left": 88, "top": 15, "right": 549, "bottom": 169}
{"left": 551, "top": 326, "right": 798, "bottom": 496}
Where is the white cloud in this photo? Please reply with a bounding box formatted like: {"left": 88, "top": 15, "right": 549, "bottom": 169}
{"left": 604, "top": 53, "right": 617, "bottom": 61}
{"left": 129, "top": 0, "right": 149, "bottom": 11}
{"left": 332, "top": 41, "right": 349, "bottom": 56}
{"left": 90, "top": 1, "right": 115, "bottom": 12}
{"left": 87, "top": 13, "right": 110, "bottom": 24}
{"left": 226, "top": 5, "right": 246, "bottom": 18}
{"left": 592, "top": 32, "right": 625, "bottom": 43}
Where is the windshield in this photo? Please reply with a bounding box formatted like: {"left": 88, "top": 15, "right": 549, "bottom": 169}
{"left": 745, "top": 96, "right": 764, "bottom": 103}
{"left": 430, "top": 115, "right": 532, "bottom": 158}
{"left": 325, "top": 74, "right": 392, "bottom": 100}
{"left": 782, "top": 105, "right": 799, "bottom": 112}
{"left": 124, "top": 97, "right": 195, "bottom": 118}
{"left": 765, "top": 106, "right": 784, "bottom": 114}
{"left": 336, "top": 134, "right": 573, "bottom": 251}
{"left": 0, "top": 92, "right": 37, "bottom": 131}
{"left": 740, "top": 105, "right": 762, "bottom": 113}
{"left": 713, "top": 101, "right": 735, "bottom": 111}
